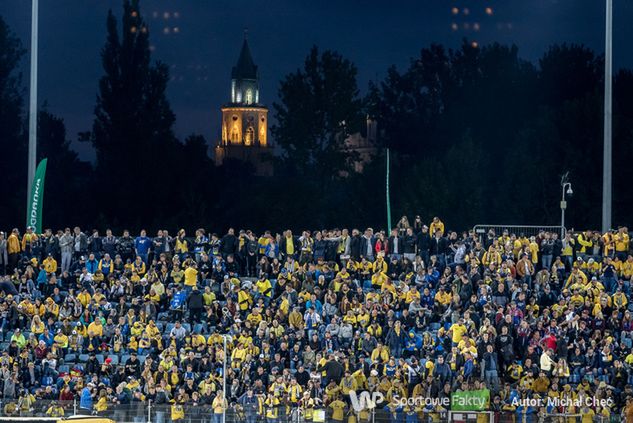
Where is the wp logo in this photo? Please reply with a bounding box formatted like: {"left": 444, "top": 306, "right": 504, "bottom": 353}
{"left": 349, "top": 390, "right": 384, "bottom": 412}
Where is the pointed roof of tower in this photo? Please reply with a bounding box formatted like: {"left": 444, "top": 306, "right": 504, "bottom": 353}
{"left": 231, "top": 34, "right": 258, "bottom": 80}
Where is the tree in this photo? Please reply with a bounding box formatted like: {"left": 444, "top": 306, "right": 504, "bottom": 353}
{"left": 272, "top": 46, "right": 363, "bottom": 178}
{"left": 92, "top": 0, "right": 179, "bottom": 227}
{"left": 0, "top": 16, "right": 26, "bottom": 226}
{"left": 37, "top": 109, "right": 92, "bottom": 228}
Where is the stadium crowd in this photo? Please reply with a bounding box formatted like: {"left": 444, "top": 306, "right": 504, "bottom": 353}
{"left": 0, "top": 217, "right": 632, "bottom": 422}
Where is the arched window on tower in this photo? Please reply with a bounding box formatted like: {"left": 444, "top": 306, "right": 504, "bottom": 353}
{"left": 245, "top": 89, "right": 253, "bottom": 105}
{"left": 230, "top": 115, "right": 240, "bottom": 143}
{"left": 230, "top": 126, "right": 240, "bottom": 143}
{"left": 245, "top": 127, "right": 254, "bottom": 145}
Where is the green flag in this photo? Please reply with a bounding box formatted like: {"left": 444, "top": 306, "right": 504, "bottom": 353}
{"left": 451, "top": 389, "right": 490, "bottom": 411}
{"left": 26, "top": 158, "right": 48, "bottom": 233}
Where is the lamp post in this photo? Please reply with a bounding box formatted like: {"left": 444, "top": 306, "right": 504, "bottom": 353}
{"left": 561, "top": 172, "right": 572, "bottom": 238}
{"left": 27, "top": 0, "right": 39, "bottom": 212}
{"left": 602, "top": 0, "right": 613, "bottom": 232}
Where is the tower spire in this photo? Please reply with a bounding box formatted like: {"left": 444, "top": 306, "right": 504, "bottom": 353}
{"left": 244, "top": 27, "right": 248, "bottom": 40}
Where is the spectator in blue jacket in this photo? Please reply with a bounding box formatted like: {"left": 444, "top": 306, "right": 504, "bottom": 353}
{"left": 386, "top": 320, "right": 407, "bottom": 358}
{"left": 134, "top": 230, "right": 151, "bottom": 264}
{"left": 85, "top": 253, "right": 99, "bottom": 274}
{"left": 79, "top": 384, "right": 94, "bottom": 411}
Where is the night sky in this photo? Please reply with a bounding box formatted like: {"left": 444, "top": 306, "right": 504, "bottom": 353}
{"left": 2, "top": 0, "right": 633, "bottom": 160}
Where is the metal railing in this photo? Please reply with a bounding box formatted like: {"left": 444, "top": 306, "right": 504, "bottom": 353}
{"left": 473, "top": 224, "right": 567, "bottom": 242}
{"left": 0, "top": 400, "right": 620, "bottom": 423}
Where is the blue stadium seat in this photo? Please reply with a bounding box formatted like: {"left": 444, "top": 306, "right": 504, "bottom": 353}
{"left": 138, "top": 355, "right": 147, "bottom": 364}
{"left": 182, "top": 323, "right": 191, "bottom": 332}
{"left": 120, "top": 354, "right": 131, "bottom": 365}
{"left": 78, "top": 354, "right": 90, "bottom": 363}
{"left": 65, "top": 353, "right": 76, "bottom": 363}
{"left": 107, "top": 355, "right": 119, "bottom": 365}
{"left": 193, "top": 324, "right": 204, "bottom": 334}
{"left": 58, "top": 365, "right": 70, "bottom": 374}
{"left": 96, "top": 354, "right": 105, "bottom": 364}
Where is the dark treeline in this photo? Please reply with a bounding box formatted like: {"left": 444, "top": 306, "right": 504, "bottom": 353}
{"left": 1, "top": 0, "right": 632, "bottom": 234}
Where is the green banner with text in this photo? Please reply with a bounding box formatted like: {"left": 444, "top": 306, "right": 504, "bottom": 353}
{"left": 26, "top": 158, "right": 48, "bottom": 233}
{"left": 451, "top": 389, "right": 490, "bottom": 411}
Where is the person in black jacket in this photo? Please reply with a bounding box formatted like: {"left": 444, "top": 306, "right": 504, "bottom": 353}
{"left": 221, "top": 228, "right": 238, "bottom": 259}
{"left": 430, "top": 230, "right": 448, "bottom": 270}
{"left": 245, "top": 233, "right": 258, "bottom": 277}
{"left": 349, "top": 229, "right": 362, "bottom": 261}
{"left": 85, "top": 354, "right": 101, "bottom": 376}
{"left": 416, "top": 226, "right": 431, "bottom": 266}
{"left": 42, "top": 229, "right": 60, "bottom": 263}
{"left": 403, "top": 228, "right": 417, "bottom": 262}
{"left": 187, "top": 286, "right": 204, "bottom": 323}
{"left": 117, "top": 230, "right": 135, "bottom": 262}
{"left": 316, "top": 354, "right": 344, "bottom": 385}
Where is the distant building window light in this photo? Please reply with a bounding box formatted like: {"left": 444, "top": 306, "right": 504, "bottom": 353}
{"left": 174, "top": 12, "right": 180, "bottom": 18}
{"left": 471, "top": 41, "right": 479, "bottom": 48}
{"left": 451, "top": 7, "right": 459, "bottom": 15}
{"left": 451, "top": 22, "right": 458, "bottom": 31}
{"left": 485, "top": 7, "right": 493, "bottom": 15}
{"left": 463, "top": 8, "right": 470, "bottom": 15}
{"left": 173, "top": 27, "right": 180, "bottom": 34}
{"left": 163, "top": 27, "right": 170, "bottom": 34}
{"left": 164, "top": 12, "right": 170, "bottom": 19}
{"left": 473, "top": 22, "right": 480, "bottom": 31}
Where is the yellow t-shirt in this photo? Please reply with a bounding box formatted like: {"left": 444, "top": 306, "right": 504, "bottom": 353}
{"left": 330, "top": 399, "right": 346, "bottom": 421}
{"left": 286, "top": 237, "right": 295, "bottom": 255}
{"left": 449, "top": 324, "right": 467, "bottom": 344}
{"left": 184, "top": 267, "right": 198, "bottom": 287}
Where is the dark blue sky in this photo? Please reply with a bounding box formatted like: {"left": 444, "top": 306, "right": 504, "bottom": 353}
{"left": 2, "top": 0, "right": 633, "bottom": 160}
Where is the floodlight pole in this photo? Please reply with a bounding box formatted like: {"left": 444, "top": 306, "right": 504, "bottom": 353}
{"left": 27, "top": 0, "right": 39, "bottom": 213}
{"left": 602, "top": 0, "right": 613, "bottom": 232}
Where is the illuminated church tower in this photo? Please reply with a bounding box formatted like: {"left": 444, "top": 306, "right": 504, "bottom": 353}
{"left": 214, "top": 33, "right": 272, "bottom": 175}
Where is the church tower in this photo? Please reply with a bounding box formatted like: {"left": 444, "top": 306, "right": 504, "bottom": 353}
{"left": 214, "top": 32, "right": 272, "bottom": 175}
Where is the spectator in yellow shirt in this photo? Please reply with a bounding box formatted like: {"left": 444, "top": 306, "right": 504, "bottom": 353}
{"left": 449, "top": 319, "right": 467, "bottom": 344}
{"left": 370, "top": 271, "right": 387, "bottom": 290}
{"left": 87, "top": 319, "right": 104, "bottom": 337}
{"left": 42, "top": 254, "right": 57, "bottom": 274}
{"left": 429, "top": 217, "right": 445, "bottom": 237}
{"left": 183, "top": 261, "right": 198, "bottom": 290}
{"left": 615, "top": 227, "right": 630, "bottom": 261}
{"left": 329, "top": 398, "right": 347, "bottom": 421}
